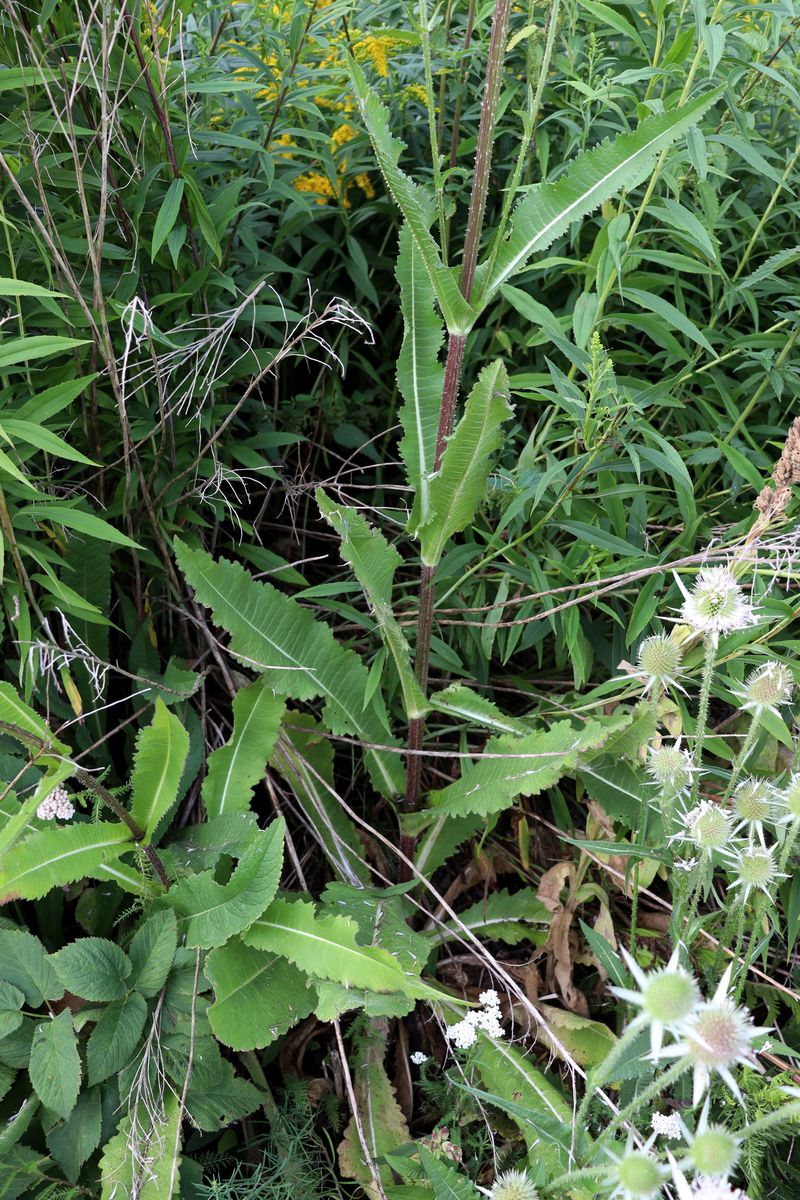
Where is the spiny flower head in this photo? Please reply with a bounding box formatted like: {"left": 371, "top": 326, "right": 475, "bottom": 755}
{"left": 732, "top": 777, "right": 773, "bottom": 828}
{"left": 489, "top": 1167, "right": 539, "bottom": 1200}
{"left": 659, "top": 966, "right": 767, "bottom": 1104}
{"left": 689, "top": 1128, "right": 740, "bottom": 1178}
{"left": 779, "top": 772, "right": 800, "bottom": 823}
{"left": 726, "top": 841, "right": 783, "bottom": 902}
{"left": 638, "top": 633, "right": 684, "bottom": 692}
{"left": 676, "top": 568, "right": 755, "bottom": 637}
{"left": 740, "top": 661, "right": 793, "bottom": 716}
{"left": 611, "top": 946, "right": 700, "bottom": 1057}
{"left": 647, "top": 741, "right": 694, "bottom": 796}
{"left": 678, "top": 801, "right": 734, "bottom": 857}
{"left": 607, "top": 1149, "right": 667, "bottom": 1199}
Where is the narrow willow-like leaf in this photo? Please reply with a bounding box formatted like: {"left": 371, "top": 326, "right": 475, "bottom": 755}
{"left": 176, "top": 539, "right": 404, "bottom": 798}
{"left": 410, "top": 719, "right": 612, "bottom": 827}
{"left": 481, "top": 89, "right": 722, "bottom": 302}
{"left": 395, "top": 225, "right": 445, "bottom": 529}
{"left": 0, "top": 823, "right": 134, "bottom": 903}
{"left": 316, "top": 489, "right": 426, "bottom": 719}
{"left": 348, "top": 57, "right": 475, "bottom": 335}
{"left": 243, "top": 895, "right": 438, "bottom": 999}
{"left": 271, "top": 713, "right": 369, "bottom": 885}
{"left": 166, "top": 819, "right": 284, "bottom": 948}
{"left": 202, "top": 679, "right": 284, "bottom": 818}
{"left": 206, "top": 938, "right": 317, "bottom": 1050}
{"left": 129, "top": 700, "right": 189, "bottom": 842}
{"left": 418, "top": 360, "right": 513, "bottom": 567}
{"left": 428, "top": 684, "right": 530, "bottom": 736}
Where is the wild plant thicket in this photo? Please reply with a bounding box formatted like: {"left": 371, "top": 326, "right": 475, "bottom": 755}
{"left": 0, "top": 0, "right": 798, "bottom": 1197}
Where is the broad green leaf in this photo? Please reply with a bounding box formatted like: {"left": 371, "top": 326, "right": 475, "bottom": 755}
{"left": 87, "top": 991, "right": 148, "bottom": 1084}
{"left": 417, "top": 361, "right": 512, "bottom": 566}
{"left": 46, "top": 1087, "right": 102, "bottom": 1183}
{"left": 243, "top": 895, "right": 437, "bottom": 999}
{"left": 206, "top": 938, "right": 316, "bottom": 1050}
{"left": 0, "top": 1094, "right": 40, "bottom": 1156}
{"left": 0, "top": 335, "right": 88, "bottom": 371}
{"left": 129, "top": 700, "right": 190, "bottom": 841}
{"left": 428, "top": 684, "right": 530, "bottom": 735}
{"left": 412, "top": 719, "right": 611, "bottom": 826}
{"left": 0, "top": 682, "right": 68, "bottom": 755}
{"left": 175, "top": 539, "right": 404, "bottom": 798}
{"left": 418, "top": 1148, "right": 480, "bottom": 1200}
{"left": 29, "top": 1010, "right": 80, "bottom": 1120}
{"left": 395, "top": 225, "right": 445, "bottom": 528}
{"left": 0, "top": 823, "right": 134, "bottom": 903}
{"left": 0, "top": 929, "right": 63, "bottom": 1006}
{"left": 348, "top": 58, "right": 475, "bottom": 334}
{"left": 49, "top": 937, "right": 131, "bottom": 1001}
{"left": 202, "top": 679, "right": 284, "bottom": 818}
{"left": 184, "top": 1060, "right": 262, "bottom": 1131}
{"left": 536, "top": 1002, "right": 616, "bottom": 1067}
{"left": 164, "top": 813, "right": 259, "bottom": 872}
{"left": 0, "top": 982, "right": 24, "bottom": 1038}
{"left": 481, "top": 90, "right": 722, "bottom": 302}
{"left": 152, "top": 179, "right": 185, "bottom": 258}
{"left": 100, "top": 1093, "right": 182, "bottom": 1200}
{"left": 317, "top": 490, "right": 426, "bottom": 719}
{"left": 166, "top": 819, "right": 284, "bottom": 948}
{"left": 432, "top": 888, "right": 550, "bottom": 946}
{"left": 338, "top": 1019, "right": 410, "bottom": 1199}
{"left": 129, "top": 909, "right": 178, "bottom": 997}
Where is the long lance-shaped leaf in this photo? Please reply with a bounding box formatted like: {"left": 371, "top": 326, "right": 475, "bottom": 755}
{"left": 349, "top": 57, "right": 475, "bottom": 336}
{"left": 417, "top": 360, "right": 513, "bottom": 567}
{"left": 0, "top": 823, "right": 134, "bottom": 903}
{"left": 129, "top": 700, "right": 189, "bottom": 843}
{"left": 243, "top": 895, "right": 440, "bottom": 1000}
{"left": 202, "top": 679, "right": 284, "bottom": 819}
{"left": 395, "top": 225, "right": 445, "bottom": 529}
{"left": 480, "top": 88, "right": 723, "bottom": 304}
{"left": 407, "top": 719, "right": 613, "bottom": 829}
{"left": 175, "top": 539, "right": 404, "bottom": 798}
{"left": 316, "top": 489, "right": 426, "bottom": 720}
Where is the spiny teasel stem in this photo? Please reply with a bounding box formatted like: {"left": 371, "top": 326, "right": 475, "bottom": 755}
{"left": 402, "top": 0, "right": 513, "bottom": 872}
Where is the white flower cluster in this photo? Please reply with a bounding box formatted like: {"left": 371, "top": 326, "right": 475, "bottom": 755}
{"left": 446, "top": 989, "right": 504, "bottom": 1050}
{"left": 410, "top": 1050, "right": 428, "bottom": 1066}
{"left": 651, "top": 1112, "right": 683, "bottom": 1140}
{"left": 36, "top": 786, "right": 75, "bottom": 821}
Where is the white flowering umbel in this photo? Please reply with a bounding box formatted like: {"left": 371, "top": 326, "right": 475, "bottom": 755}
{"left": 651, "top": 1111, "right": 683, "bottom": 1140}
{"left": 446, "top": 990, "right": 504, "bottom": 1050}
{"left": 36, "top": 786, "right": 75, "bottom": 821}
{"left": 658, "top": 966, "right": 767, "bottom": 1104}
{"left": 676, "top": 568, "right": 755, "bottom": 639}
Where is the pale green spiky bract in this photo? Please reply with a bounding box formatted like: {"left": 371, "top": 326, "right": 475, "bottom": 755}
{"left": 489, "top": 1167, "right": 539, "bottom": 1200}
{"left": 690, "top": 1127, "right": 740, "bottom": 1177}
{"left": 611, "top": 1151, "right": 664, "bottom": 1199}
{"left": 638, "top": 633, "right": 683, "bottom": 689}
{"left": 732, "top": 778, "right": 773, "bottom": 826}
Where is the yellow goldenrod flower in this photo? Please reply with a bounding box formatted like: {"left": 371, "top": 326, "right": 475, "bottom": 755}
{"left": 355, "top": 172, "right": 375, "bottom": 199}
{"left": 403, "top": 82, "right": 428, "bottom": 106}
{"left": 293, "top": 171, "right": 338, "bottom": 204}
{"left": 331, "top": 123, "right": 357, "bottom": 149}
{"left": 354, "top": 33, "right": 397, "bottom": 78}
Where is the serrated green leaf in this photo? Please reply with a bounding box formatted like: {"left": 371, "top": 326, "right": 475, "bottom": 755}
{"left": 29, "top": 1010, "right": 80, "bottom": 1120}
{"left": 50, "top": 937, "right": 131, "bottom": 1002}
{"left": 46, "top": 1087, "right": 102, "bottom": 1183}
{"left": 417, "top": 361, "right": 512, "bottom": 566}
{"left": 243, "top": 895, "right": 437, "bottom": 999}
{"left": 413, "top": 719, "right": 611, "bottom": 826}
{"left": 349, "top": 59, "right": 475, "bottom": 335}
{"left": 339, "top": 1019, "right": 410, "bottom": 1199}
{"left": 0, "top": 823, "right": 134, "bottom": 903}
{"left": 482, "top": 90, "right": 722, "bottom": 302}
{"left": 129, "top": 909, "right": 178, "bottom": 997}
{"left": 418, "top": 1147, "right": 480, "bottom": 1200}
{"left": 175, "top": 539, "right": 404, "bottom": 798}
{"left": 0, "top": 982, "right": 24, "bottom": 1038}
{"left": 202, "top": 679, "right": 284, "bottom": 818}
{"left": 206, "top": 938, "right": 316, "bottom": 1050}
{"left": 184, "top": 1060, "right": 262, "bottom": 1131}
{"left": 317, "top": 490, "right": 426, "bottom": 719}
{"left": 395, "top": 224, "right": 445, "bottom": 528}
{"left": 129, "top": 700, "right": 189, "bottom": 841}
{"left": 166, "top": 819, "right": 284, "bottom": 948}
{"left": 87, "top": 991, "right": 148, "bottom": 1084}
{"left": 99, "top": 1092, "right": 183, "bottom": 1200}
{"left": 428, "top": 684, "right": 530, "bottom": 735}
{"left": 0, "top": 930, "right": 62, "bottom": 1007}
